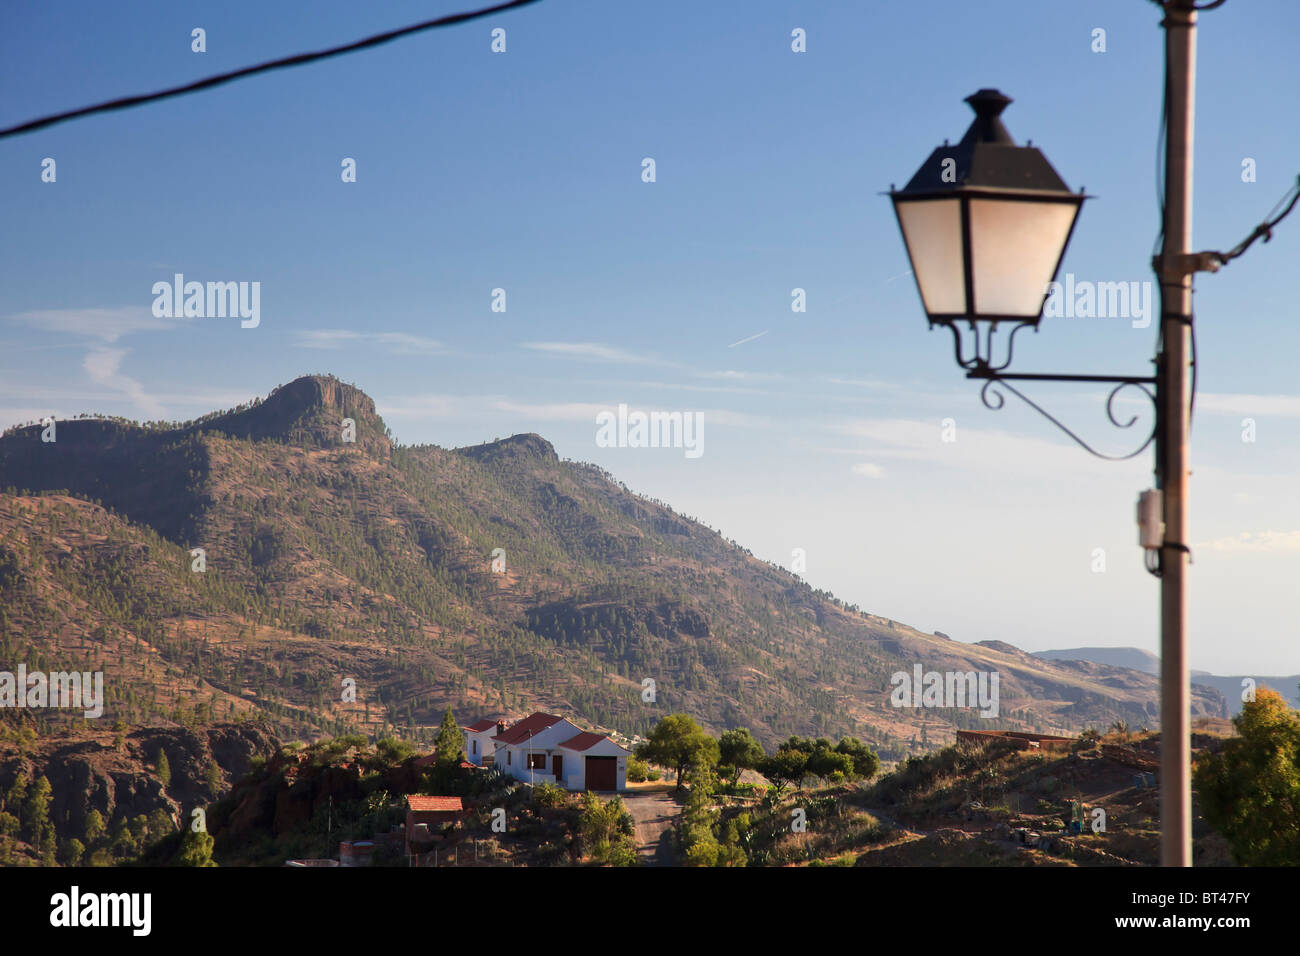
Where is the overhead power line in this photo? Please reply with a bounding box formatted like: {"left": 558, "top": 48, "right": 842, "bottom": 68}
{"left": 0, "top": 0, "right": 540, "bottom": 141}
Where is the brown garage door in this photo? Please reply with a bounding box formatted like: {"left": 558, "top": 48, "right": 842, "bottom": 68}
{"left": 585, "top": 756, "right": 617, "bottom": 791}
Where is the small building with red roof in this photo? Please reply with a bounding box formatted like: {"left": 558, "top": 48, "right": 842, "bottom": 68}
{"left": 405, "top": 795, "right": 465, "bottom": 854}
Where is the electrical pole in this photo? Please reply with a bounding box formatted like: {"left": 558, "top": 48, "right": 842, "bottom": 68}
{"left": 1157, "top": 0, "right": 1197, "bottom": 868}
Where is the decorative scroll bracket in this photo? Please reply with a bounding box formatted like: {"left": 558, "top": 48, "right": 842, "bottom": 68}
{"left": 967, "top": 369, "right": 1159, "bottom": 461}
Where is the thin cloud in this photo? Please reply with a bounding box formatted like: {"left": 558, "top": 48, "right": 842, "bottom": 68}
{"left": 82, "top": 347, "right": 165, "bottom": 418}
{"left": 826, "top": 376, "right": 897, "bottom": 389}
{"left": 1196, "top": 530, "right": 1300, "bottom": 553}
{"left": 625, "top": 380, "right": 768, "bottom": 395}
{"left": 375, "top": 332, "right": 443, "bottom": 353}
{"left": 520, "top": 341, "right": 668, "bottom": 366}
{"left": 10, "top": 307, "right": 176, "bottom": 343}
{"left": 851, "top": 462, "right": 886, "bottom": 478}
{"left": 493, "top": 399, "right": 610, "bottom": 422}
{"left": 378, "top": 394, "right": 480, "bottom": 420}
{"left": 297, "top": 330, "right": 359, "bottom": 349}
{"left": 835, "top": 416, "right": 1134, "bottom": 478}
{"left": 296, "top": 330, "right": 443, "bottom": 354}
{"left": 1196, "top": 393, "right": 1300, "bottom": 417}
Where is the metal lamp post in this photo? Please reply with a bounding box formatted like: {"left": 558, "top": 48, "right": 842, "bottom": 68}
{"left": 884, "top": 0, "right": 1296, "bottom": 866}
{"left": 889, "top": 77, "right": 1190, "bottom": 862}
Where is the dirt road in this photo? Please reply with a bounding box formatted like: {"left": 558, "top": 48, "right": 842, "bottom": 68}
{"left": 623, "top": 791, "right": 679, "bottom": 866}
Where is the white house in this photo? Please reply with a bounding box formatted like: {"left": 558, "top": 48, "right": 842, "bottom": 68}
{"left": 461, "top": 717, "right": 507, "bottom": 766}
{"left": 491, "top": 712, "right": 631, "bottom": 791}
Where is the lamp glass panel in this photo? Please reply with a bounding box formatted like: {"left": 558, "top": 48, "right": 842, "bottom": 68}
{"left": 968, "top": 198, "right": 1078, "bottom": 317}
{"left": 895, "top": 198, "right": 965, "bottom": 316}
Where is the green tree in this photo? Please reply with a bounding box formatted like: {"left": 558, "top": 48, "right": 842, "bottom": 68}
{"left": 176, "top": 828, "right": 217, "bottom": 867}
{"left": 83, "top": 809, "right": 106, "bottom": 846}
{"left": 205, "top": 760, "right": 222, "bottom": 797}
{"left": 111, "top": 818, "right": 137, "bottom": 858}
{"left": 718, "top": 728, "right": 765, "bottom": 788}
{"left": 806, "top": 748, "right": 855, "bottom": 779}
{"left": 434, "top": 708, "right": 465, "bottom": 766}
{"left": 156, "top": 748, "right": 171, "bottom": 787}
{"left": 834, "top": 737, "right": 881, "bottom": 781}
{"left": 4, "top": 772, "right": 27, "bottom": 819}
{"left": 24, "top": 776, "right": 52, "bottom": 850}
{"left": 62, "top": 837, "right": 86, "bottom": 867}
{"left": 375, "top": 737, "right": 416, "bottom": 765}
{"left": 759, "top": 747, "right": 810, "bottom": 790}
{"left": 636, "top": 714, "right": 719, "bottom": 792}
{"left": 679, "top": 766, "right": 722, "bottom": 866}
{"left": 146, "top": 809, "right": 175, "bottom": 842}
{"left": 1194, "top": 687, "right": 1300, "bottom": 865}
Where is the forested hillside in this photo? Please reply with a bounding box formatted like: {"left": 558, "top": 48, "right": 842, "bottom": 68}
{"left": 0, "top": 375, "right": 1224, "bottom": 759}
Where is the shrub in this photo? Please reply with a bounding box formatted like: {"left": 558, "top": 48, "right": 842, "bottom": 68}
{"left": 627, "top": 757, "right": 649, "bottom": 783}
{"left": 580, "top": 793, "right": 635, "bottom": 865}
{"left": 532, "top": 781, "right": 568, "bottom": 809}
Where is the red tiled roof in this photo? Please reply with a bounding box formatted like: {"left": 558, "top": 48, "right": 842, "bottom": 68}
{"left": 557, "top": 731, "right": 609, "bottom": 752}
{"left": 493, "top": 712, "right": 563, "bottom": 746}
{"left": 407, "top": 796, "right": 463, "bottom": 812}
{"left": 463, "top": 718, "right": 499, "bottom": 733}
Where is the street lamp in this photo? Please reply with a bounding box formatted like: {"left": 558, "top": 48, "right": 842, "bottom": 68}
{"left": 888, "top": 87, "right": 1158, "bottom": 457}
{"left": 889, "top": 88, "right": 1086, "bottom": 375}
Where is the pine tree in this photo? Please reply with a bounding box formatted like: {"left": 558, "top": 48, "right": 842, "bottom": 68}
{"left": 434, "top": 707, "right": 465, "bottom": 766}
{"left": 84, "top": 809, "right": 105, "bottom": 846}
{"left": 24, "top": 776, "right": 52, "bottom": 850}
{"left": 176, "top": 829, "right": 217, "bottom": 867}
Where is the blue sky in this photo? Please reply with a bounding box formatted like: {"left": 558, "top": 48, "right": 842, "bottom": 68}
{"left": 2, "top": 0, "right": 1298, "bottom": 674}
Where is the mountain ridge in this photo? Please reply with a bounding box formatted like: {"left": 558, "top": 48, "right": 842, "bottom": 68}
{"left": 0, "top": 375, "right": 1226, "bottom": 756}
{"left": 1034, "top": 646, "right": 1298, "bottom": 717}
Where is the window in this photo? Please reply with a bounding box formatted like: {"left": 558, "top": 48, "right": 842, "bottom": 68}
{"left": 507, "top": 751, "right": 511, "bottom": 766}
{"left": 528, "top": 753, "right": 547, "bottom": 770}
{"left": 472, "top": 740, "right": 477, "bottom": 754}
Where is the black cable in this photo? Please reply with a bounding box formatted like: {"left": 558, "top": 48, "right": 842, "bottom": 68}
{"left": 1152, "top": 32, "right": 1167, "bottom": 262}
{"left": 1188, "top": 302, "right": 1196, "bottom": 430}
{"left": 0, "top": 0, "right": 541, "bottom": 141}
{"left": 1145, "top": 549, "right": 1161, "bottom": 578}
{"left": 1210, "top": 176, "right": 1300, "bottom": 265}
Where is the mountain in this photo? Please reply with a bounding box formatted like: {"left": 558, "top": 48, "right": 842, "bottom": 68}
{"left": 1034, "top": 647, "right": 1160, "bottom": 676}
{"left": 0, "top": 375, "right": 1226, "bottom": 758}
{"left": 1034, "top": 647, "right": 1297, "bottom": 717}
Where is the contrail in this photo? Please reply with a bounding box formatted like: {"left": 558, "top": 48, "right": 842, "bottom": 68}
{"left": 728, "top": 330, "right": 769, "bottom": 348}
